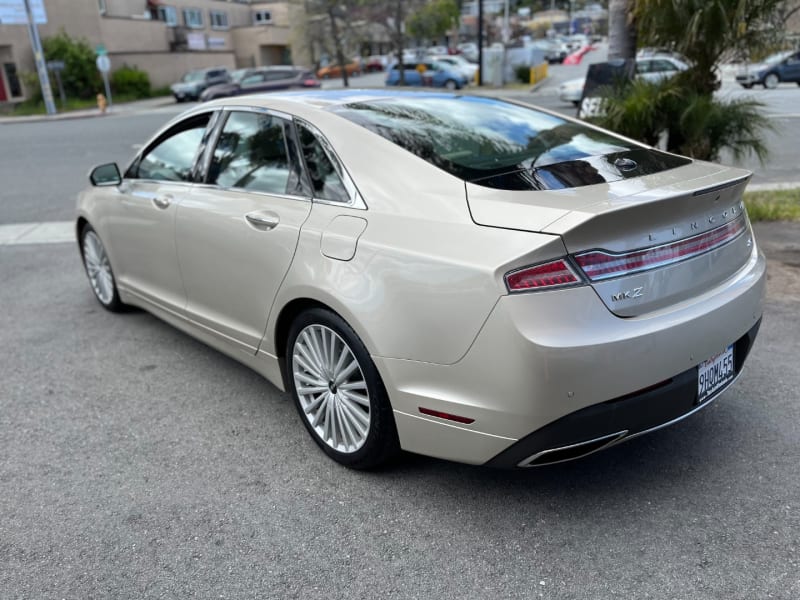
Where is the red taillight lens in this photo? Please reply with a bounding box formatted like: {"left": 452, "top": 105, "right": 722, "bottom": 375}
{"left": 505, "top": 259, "right": 582, "bottom": 293}
{"left": 575, "top": 215, "right": 747, "bottom": 281}
{"left": 303, "top": 79, "right": 320, "bottom": 87}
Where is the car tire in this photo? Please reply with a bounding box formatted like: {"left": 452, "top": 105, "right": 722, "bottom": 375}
{"left": 80, "top": 224, "right": 125, "bottom": 312}
{"left": 286, "top": 308, "right": 400, "bottom": 469}
{"left": 764, "top": 73, "right": 779, "bottom": 89}
{"left": 445, "top": 79, "right": 458, "bottom": 90}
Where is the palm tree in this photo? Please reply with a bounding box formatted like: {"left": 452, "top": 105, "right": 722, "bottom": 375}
{"left": 592, "top": 0, "right": 784, "bottom": 162}
{"left": 634, "top": 0, "right": 784, "bottom": 95}
{"left": 608, "top": 0, "right": 636, "bottom": 60}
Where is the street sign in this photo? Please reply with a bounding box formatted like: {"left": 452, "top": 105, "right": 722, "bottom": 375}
{"left": 0, "top": 0, "right": 46, "bottom": 24}
{"left": 96, "top": 54, "right": 111, "bottom": 73}
{"left": 46, "top": 60, "right": 65, "bottom": 71}
{"left": 95, "top": 44, "right": 107, "bottom": 56}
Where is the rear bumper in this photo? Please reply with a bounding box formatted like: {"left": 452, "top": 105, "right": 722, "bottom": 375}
{"left": 485, "top": 318, "right": 761, "bottom": 468}
{"left": 376, "top": 247, "right": 766, "bottom": 466}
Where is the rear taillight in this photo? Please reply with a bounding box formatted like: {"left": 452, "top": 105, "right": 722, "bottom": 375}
{"left": 575, "top": 214, "right": 747, "bottom": 281}
{"left": 505, "top": 259, "right": 583, "bottom": 293}
{"left": 303, "top": 79, "right": 320, "bottom": 87}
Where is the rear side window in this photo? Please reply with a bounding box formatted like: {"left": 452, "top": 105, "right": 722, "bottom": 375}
{"left": 208, "top": 111, "right": 292, "bottom": 195}
{"left": 296, "top": 122, "right": 350, "bottom": 203}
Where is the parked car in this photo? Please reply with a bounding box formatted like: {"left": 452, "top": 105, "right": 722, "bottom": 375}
{"left": 736, "top": 50, "right": 800, "bottom": 89}
{"left": 385, "top": 62, "right": 468, "bottom": 89}
{"left": 317, "top": 61, "right": 361, "bottom": 79}
{"left": 430, "top": 54, "right": 478, "bottom": 81}
{"left": 200, "top": 66, "right": 320, "bottom": 101}
{"left": 170, "top": 67, "right": 230, "bottom": 102}
{"left": 457, "top": 42, "right": 479, "bottom": 62}
{"left": 77, "top": 90, "right": 764, "bottom": 469}
{"left": 528, "top": 39, "right": 568, "bottom": 64}
{"left": 364, "top": 55, "right": 388, "bottom": 73}
{"left": 559, "top": 55, "right": 689, "bottom": 105}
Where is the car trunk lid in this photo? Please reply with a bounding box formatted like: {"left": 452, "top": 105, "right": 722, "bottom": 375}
{"left": 466, "top": 162, "right": 754, "bottom": 317}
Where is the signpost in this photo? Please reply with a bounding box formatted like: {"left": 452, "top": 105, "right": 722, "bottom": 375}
{"left": 18, "top": 0, "right": 56, "bottom": 115}
{"left": 46, "top": 59, "right": 66, "bottom": 107}
{"left": 95, "top": 51, "right": 113, "bottom": 109}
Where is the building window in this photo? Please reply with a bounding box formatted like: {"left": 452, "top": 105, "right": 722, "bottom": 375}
{"left": 183, "top": 8, "right": 203, "bottom": 29}
{"left": 3, "top": 63, "right": 22, "bottom": 98}
{"left": 98, "top": 0, "right": 106, "bottom": 15}
{"left": 253, "top": 10, "right": 272, "bottom": 25}
{"left": 158, "top": 5, "right": 178, "bottom": 26}
{"left": 209, "top": 10, "right": 229, "bottom": 30}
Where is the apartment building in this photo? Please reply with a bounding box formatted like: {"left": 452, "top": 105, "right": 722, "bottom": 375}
{"left": 0, "top": 0, "right": 308, "bottom": 103}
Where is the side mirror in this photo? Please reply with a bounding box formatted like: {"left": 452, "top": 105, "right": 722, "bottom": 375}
{"left": 90, "top": 163, "right": 122, "bottom": 186}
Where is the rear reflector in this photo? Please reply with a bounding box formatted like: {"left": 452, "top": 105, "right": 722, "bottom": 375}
{"left": 575, "top": 214, "right": 748, "bottom": 281}
{"left": 418, "top": 407, "right": 475, "bottom": 424}
{"left": 505, "top": 259, "right": 582, "bottom": 293}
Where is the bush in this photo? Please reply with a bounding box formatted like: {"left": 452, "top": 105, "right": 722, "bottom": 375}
{"left": 42, "top": 30, "right": 100, "bottom": 100}
{"left": 111, "top": 66, "right": 151, "bottom": 99}
{"left": 514, "top": 64, "right": 531, "bottom": 84}
{"left": 588, "top": 76, "right": 773, "bottom": 163}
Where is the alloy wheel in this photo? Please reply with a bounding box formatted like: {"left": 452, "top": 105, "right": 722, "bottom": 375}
{"left": 82, "top": 230, "right": 115, "bottom": 306}
{"left": 291, "top": 324, "right": 371, "bottom": 453}
{"left": 764, "top": 73, "right": 779, "bottom": 89}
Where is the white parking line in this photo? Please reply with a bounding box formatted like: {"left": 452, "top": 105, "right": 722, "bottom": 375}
{"left": 0, "top": 221, "right": 75, "bottom": 245}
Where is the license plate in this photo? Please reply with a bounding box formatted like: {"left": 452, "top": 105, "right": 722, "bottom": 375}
{"left": 697, "top": 345, "right": 735, "bottom": 403}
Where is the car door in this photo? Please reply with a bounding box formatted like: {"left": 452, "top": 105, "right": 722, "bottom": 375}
{"left": 260, "top": 71, "right": 296, "bottom": 92}
{"left": 174, "top": 108, "right": 312, "bottom": 352}
{"left": 238, "top": 72, "right": 267, "bottom": 95}
{"left": 107, "top": 111, "right": 218, "bottom": 311}
{"left": 779, "top": 53, "right": 800, "bottom": 82}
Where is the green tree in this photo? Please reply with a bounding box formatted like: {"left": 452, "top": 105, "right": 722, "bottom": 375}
{"left": 634, "top": 0, "right": 784, "bottom": 95}
{"left": 596, "top": 77, "right": 772, "bottom": 162}
{"left": 407, "top": 0, "right": 459, "bottom": 42}
{"left": 592, "top": 0, "right": 784, "bottom": 162}
{"left": 608, "top": 0, "right": 636, "bottom": 60}
{"left": 41, "top": 30, "right": 101, "bottom": 100}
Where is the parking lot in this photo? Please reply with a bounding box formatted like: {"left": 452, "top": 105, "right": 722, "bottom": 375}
{"left": 1, "top": 95, "right": 799, "bottom": 598}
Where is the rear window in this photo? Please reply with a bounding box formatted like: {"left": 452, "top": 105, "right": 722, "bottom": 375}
{"left": 331, "top": 95, "right": 690, "bottom": 190}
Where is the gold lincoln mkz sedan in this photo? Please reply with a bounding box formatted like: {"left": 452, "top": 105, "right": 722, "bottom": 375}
{"left": 77, "top": 91, "right": 765, "bottom": 469}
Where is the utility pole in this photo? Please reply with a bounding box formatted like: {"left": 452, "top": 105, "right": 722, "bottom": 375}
{"left": 477, "top": 0, "right": 483, "bottom": 85}
{"left": 23, "top": 0, "right": 56, "bottom": 115}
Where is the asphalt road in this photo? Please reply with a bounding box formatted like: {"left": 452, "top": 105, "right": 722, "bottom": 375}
{"left": 1, "top": 69, "right": 799, "bottom": 598}
{"left": 1, "top": 229, "right": 798, "bottom": 599}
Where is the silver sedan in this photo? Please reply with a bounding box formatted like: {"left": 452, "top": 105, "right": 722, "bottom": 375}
{"left": 77, "top": 91, "right": 765, "bottom": 469}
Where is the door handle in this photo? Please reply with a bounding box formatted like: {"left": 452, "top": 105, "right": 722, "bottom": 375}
{"left": 245, "top": 211, "right": 280, "bottom": 230}
{"left": 152, "top": 195, "right": 171, "bottom": 210}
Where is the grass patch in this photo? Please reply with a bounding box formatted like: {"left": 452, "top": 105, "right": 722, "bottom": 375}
{"left": 744, "top": 189, "right": 800, "bottom": 222}
{"left": 9, "top": 90, "right": 171, "bottom": 116}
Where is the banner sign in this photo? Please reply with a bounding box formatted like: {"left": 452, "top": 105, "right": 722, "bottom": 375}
{"left": 0, "top": 0, "right": 47, "bottom": 25}
{"left": 577, "top": 59, "right": 636, "bottom": 119}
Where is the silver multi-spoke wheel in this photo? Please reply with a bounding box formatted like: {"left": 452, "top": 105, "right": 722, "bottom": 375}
{"left": 83, "top": 230, "right": 115, "bottom": 306}
{"left": 292, "top": 324, "right": 371, "bottom": 454}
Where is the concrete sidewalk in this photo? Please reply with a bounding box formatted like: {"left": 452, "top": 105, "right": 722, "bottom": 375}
{"left": 0, "top": 96, "right": 175, "bottom": 125}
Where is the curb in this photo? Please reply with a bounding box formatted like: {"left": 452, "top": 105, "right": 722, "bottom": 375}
{"left": 0, "top": 97, "right": 175, "bottom": 125}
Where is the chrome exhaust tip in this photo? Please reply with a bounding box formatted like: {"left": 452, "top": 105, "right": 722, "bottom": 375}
{"left": 517, "top": 430, "right": 629, "bottom": 468}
